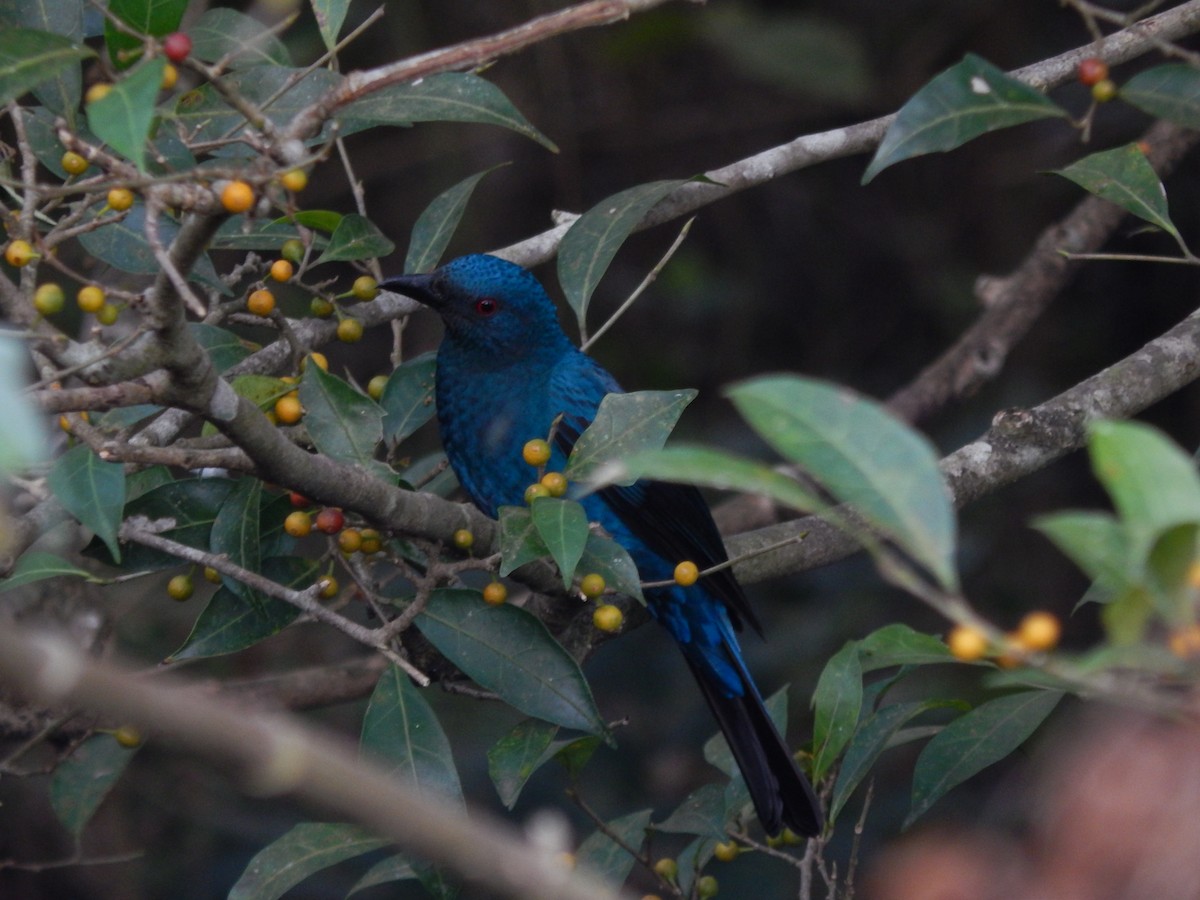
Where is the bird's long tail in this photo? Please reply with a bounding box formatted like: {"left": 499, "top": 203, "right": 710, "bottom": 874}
{"left": 683, "top": 654, "right": 823, "bottom": 837}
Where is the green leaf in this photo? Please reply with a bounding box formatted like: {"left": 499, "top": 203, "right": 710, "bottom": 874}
{"left": 105, "top": 0, "right": 185, "bottom": 67}
{"left": 50, "top": 733, "right": 135, "bottom": 836}
{"left": 340, "top": 72, "right": 557, "bottom": 151}
{"left": 47, "top": 444, "right": 125, "bottom": 563}
{"left": 576, "top": 809, "right": 652, "bottom": 886}
{"left": 86, "top": 57, "right": 164, "bottom": 171}
{"left": 77, "top": 202, "right": 224, "bottom": 291}
{"left": 863, "top": 53, "right": 1066, "bottom": 183}
{"left": 557, "top": 179, "right": 685, "bottom": 330}
{"left": 811, "top": 641, "right": 863, "bottom": 781}
{"left": 1032, "top": 510, "right": 1129, "bottom": 601}
{"left": 565, "top": 389, "right": 697, "bottom": 485}
{"left": 299, "top": 364, "right": 386, "bottom": 476}
{"left": 380, "top": 352, "right": 437, "bottom": 444}
{"left": 168, "top": 557, "right": 314, "bottom": 661}
{"left": 487, "top": 718, "right": 559, "bottom": 809}
{"left": 727, "top": 375, "right": 958, "bottom": 590}
{"left": 312, "top": 0, "right": 350, "bottom": 53}
{"left": 1088, "top": 420, "right": 1200, "bottom": 567}
{"left": 656, "top": 782, "right": 730, "bottom": 839}
{"left": 831, "top": 699, "right": 956, "bottom": 822}
{"left": 349, "top": 855, "right": 417, "bottom": 895}
{"left": 578, "top": 533, "right": 644, "bottom": 603}
{"left": 107, "top": 477, "right": 234, "bottom": 570}
{"left": 285, "top": 209, "right": 343, "bottom": 233}
{"left": 405, "top": 165, "right": 507, "bottom": 274}
{"left": 0, "top": 3, "right": 84, "bottom": 122}
{"left": 415, "top": 589, "right": 606, "bottom": 734}
{"left": 231, "top": 374, "right": 292, "bottom": 410}
{"left": 1054, "top": 144, "right": 1180, "bottom": 242}
{"left": 0, "top": 552, "right": 106, "bottom": 593}
{"left": 530, "top": 497, "right": 589, "bottom": 588}
{"left": 856, "top": 623, "right": 954, "bottom": 672}
{"left": 906, "top": 690, "right": 1062, "bottom": 827}
{"left": 210, "top": 477, "right": 262, "bottom": 603}
{"left": 0, "top": 335, "right": 47, "bottom": 473}
{"left": 191, "top": 7, "right": 289, "bottom": 69}
{"left": 1122, "top": 64, "right": 1200, "bottom": 129}
{"left": 229, "top": 822, "right": 388, "bottom": 900}
{"left": 361, "top": 665, "right": 464, "bottom": 806}
{"left": 0, "top": 28, "right": 91, "bottom": 109}
{"left": 497, "top": 506, "right": 551, "bottom": 576}
{"left": 313, "top": 213, "right": 395, "bottom": 265}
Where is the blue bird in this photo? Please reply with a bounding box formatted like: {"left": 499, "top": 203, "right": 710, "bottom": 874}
{"left": 382, "top": 254, "right": 822, "bottom": 837}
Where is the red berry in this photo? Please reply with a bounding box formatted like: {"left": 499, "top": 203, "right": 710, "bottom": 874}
{"left": 1077, "top": 57, "right": 1109, "bottom": 87}
{"left": 163, "top": 32, "right": 192, "bottom": 64}
{"left": 289, "top": 491, "right": 310, "bottom": 508}
{"left": 315, "top": 507, "right": 345, "bottom": 534}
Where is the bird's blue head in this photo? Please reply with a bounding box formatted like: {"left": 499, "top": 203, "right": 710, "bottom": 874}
{"left": 382, "top": 254, "right": 572, "bottom": 362}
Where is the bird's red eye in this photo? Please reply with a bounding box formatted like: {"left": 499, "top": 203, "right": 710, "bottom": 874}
{"left": 475, "top": 297, "right": 499, "bottom": 317}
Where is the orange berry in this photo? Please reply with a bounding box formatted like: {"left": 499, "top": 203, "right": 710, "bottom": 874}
{"left": 482, "top": 581, "right": 507, "bottom": 605}
{"left": 359, "top": 528, "right": 382, "bottom": 554}
{"left": 76, "top": 285, "right": 105, "bottom": 313}
{"left": 522, "top": 439, "right": 551, "bottom": 467}
{"left": 247, "top": 288, "right": 275, "bottom": 316}
{"left": 61, "top": 151, "right": 88, "bottom": 175}
{"left": 593, "top": 603, "right": 623, "bottom": 632}
{"left": 540, "top": 471, "right": 568, "bottom": 497}
{"left": 280, "top": 169, "right": 308, "bottom": 192}
{"left": 338, "top": 528, "right": 363, "bottom": 554}
{"left": 301, "top": 352, "right": 328, "bottom": 372}
{"left": 1015, "top": 611, "right": 1061, "bottom": 652}
{"left": 947, "top": 624, "right": 989, "bottom": 661}
{"left": 1168, "top": 625, "right": 1200, "bottom": 658}
{"left": 220, "top": 180, "right": 255, "bottom": 214}
{"left": 107, "top": 188, "right": 135, "bottom": 211}
{"left": 283, "top": 510, "right": 312, "bottom": 537}
{"left": 5, "top": 240, "right": 35, "bottom": 267}
{"left": 269, "top": 258, "right": 293, "bottom": 282}
{"left": 673, "top": 560, "right": 699, "bottom": 587}
{"left": 274, "top": 394, "right": 303, "bottom": 424}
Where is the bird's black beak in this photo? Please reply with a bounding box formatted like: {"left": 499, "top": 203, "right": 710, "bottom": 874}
{"left": 380, "top": 273, "right": 440, "bottom": 308}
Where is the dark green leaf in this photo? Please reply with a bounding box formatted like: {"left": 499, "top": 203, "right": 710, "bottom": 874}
{"left": 380, "top": 352, "right": 437, "bottom": 444}
{"left": 405, "top": 164, "right": 507, "bottom": 274}
{"left": 210, "top": 477, "right": 262, "bottom": 604}
{"left": 0, "top": 28, "right": 91, "bottom": 109}
{"left": 228, "top": 822, "right": 387, "bottom": 900}
{"left": 1032, "top": 511, "right": 1129, "bottom": 601}
{"left": 86, "top": 57, "right": 164, "bottom": 171}
{"left": 109, "top": 477, "right": 234, "bottom": 570}
{"left": 285, "top": 209, "right": 343, "bottom": 233}
{"left": 0, "top": 2, "right": 84, "bottom": 121}
{"left": 299, "top": 364, "right": 386, "bottom": 477}
{"left": 49, "top": 733, "right": 135, "bottom": 836}
{"left": 857, "top": 623, "right": 954, "bottom": 672}
{"left": 349, "top": 854, "right": 416, "bottom": 895}
{"left": 105, "top": 0, "right": 185, "bottom": 68}
{"left": 811, "top": 641, "right": 863, "bottom": 780}
{"left": 674, "top": 836, "right": 718, "bottom": 897}
{"left": 47, "top": 444, "right": 125, "bottom": 563}
{"left": 191, "top": 8, "right": 289, "bottom": 69}
{"left": 312, "top": 0, "right": 349, "bottom": 52}
{"left": 565, "top": 389, "right": 697, "bottom": 485}
{"left": 488, "top": 718, "right": 559, "bottom": 809}
{"left": 361, "top": 665, "right": 464, "bottom": 806}
{"left": 340, "top": 73, "right": 556, "bottom": 150}
{"left": 907, "top": 690, "right": 1062, "bottom": 827}
{"left": 530, "top": 497, "right": 589, "bottom": 588}
{"left": 1054, "top": 144, "right": 1180, "bottom": 241}
{"left": 168, "top": 557, "right": 314, "bottom": 661}
{"left": 656, "top": 782, "right": 729, "bottom": 839}
{"left": 1122, "top": 64, "right": 1200, "bottom": 129}
{"left": 576, "top": 809, "right": 652, "bottom": 887}
{"left": 0, "top": 335, "right": 47, "bottom": 473}
{"left": 77, "top": 203, "right": 224, "bottom": 291}
{"left": 863, "top": 54, "right": 1066, "bottom": 182}
{"left": 313, "top": 213, "right": 395, "bottom": 265}
{"left": 0, "top": 552, "right": 106, "bottom": 593}
{"left": 415, "top": 589, "right": 606, "bottom": 734}
{"left": 728, "top": 375, "right": 958, "bottom": 590}
{"left": 557, "top": 179, "right": 685, "bottom": 330}
{"left": 497, "top": 506, "right": 551, "bottom": 576}
{"left": 552, "top": 735, "right": 601, "bottom": 779}
{"left": 578, "top": 533, "right": 644, "bottom": 603}
{"left": 213, "top": 219, "right": 319, "bottom": 251}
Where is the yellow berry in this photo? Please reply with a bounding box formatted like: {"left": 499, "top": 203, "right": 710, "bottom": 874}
{"left": 540, "top": 471, "right": 568, "bottom": 497}
{"left": 283, "top": 509, "right": 311, "bottom": 537}
{"left": 274, "top": 394, "right": 303, "bottom": 425}
{"left": 336, "top": 317, "right": 363, "bottom": 342}
{"left": 302, "top": 352, "right": 328, "bottom": 372}
{"left": 203, "top": 566, "right": 221, "bottom": 583}
{"left": 781, "top": 827, "right": 804, "bottom": 845}
{"left": 1015, "top": 611, "right": 1061, "bottom": 652}
{"left": 524, "top": 483, "right": 551, "bottom": 504}
{"left": 107, "top": 188, "right": 135, "bottom": 211}
{"left": 96, "top": 302, "right": 119, "bottom": 325}
{"left": 482, "top": 581, "right": 508, "bottom": 605}
{"left": 166, "top": 573, "right": 194, "bottom": 601}
{"left": 579, "top": 573, "right": 606, "bottom": 599}
{"left": 1091, "top": 78, "right": 1118, "bottom": 103}
{"left": 160, "top": 62, "right": 178, "bottom": 90}
{"left": 113, "top": 725, "right": 142, "bottom": 748}
{"left": 673, "top": 560, "right": 699, "bottom": 587}
{"left": 220, "top": 180, "right": 255, "bottom": 214}
{"left": 85, "top": 82, "right": 112, "bottom": 104}
{"left": 452, "top": 528, "right": 474, "bottom": 550}
{"left": 34, "top": 283, "right": 65, "bottom": 315}
{"left": 280, "top": 169, "right": 308, "bottom": 192}
{"left": 247, "top": 288, "right": 275, "bottom": 317}
{"left": 359, "top": 528, "right": 382, "bottom": 554}
{"left": 522, "top": 438, "right": 551, "bottom": 466}
{"left": 61, "top": 151, "right": 88, "bottom": 175}
{"left": 317, "top": 574, "right": 338, "bottom": 599}
{"left": 652, "top": 858, "right": 678, "bottom": 881}
{"left": 696, "top": 875, "right": 719, "bottom": 899}
{"left": 269, "top": 258, "right": 293, "bottom": 282}
{"left": 351, "top": 275, "right": 378, "bottom": 300}
{"left": 5, "top": 240, "right": 35, "bottom": 267}
{"left": 1186, "top": 560, "right": 1200, "bottom": 588}
{"left": 947, "top": 624, "right": 989, "bottom": 661}
{"left": 310, "top": 296, "right": 335, "bottom": 318}
{"left": 713, "top": 841, "right": 740, "bottom": 862}
{"left": 593, "top": 603, "right": 624, "bottom": 633}
{"left": 1168, "top": 624, "right": 1200, "bottom": 658}
{"left": 367, "top": 374, "right": 388, "bottom": 400}
{"left": 76, "top": 285, "right": 105, "bottom": 312}
{"left": 338, "top": 528, "right": 363, "bottom": 554}
{"left": 281, "top": 238, "right": 305, "bottom": 264}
